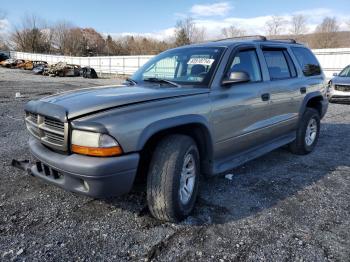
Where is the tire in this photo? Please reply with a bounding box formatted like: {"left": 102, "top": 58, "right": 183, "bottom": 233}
{"left": 289, "top": 108, "right": 320, "bottom": 155}
{"left": 147, "top": 135, "right": 200, "bottom": 222}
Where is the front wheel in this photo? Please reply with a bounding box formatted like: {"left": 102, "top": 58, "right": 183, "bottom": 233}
{"left": 146, "top": 135, "right": 199, "bottom": 222}
{"left": 289, "top": 108, "right": 320, "bottom": 155}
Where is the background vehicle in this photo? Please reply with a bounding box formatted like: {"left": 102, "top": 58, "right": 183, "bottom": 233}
{"left": 327, "top": 65, "right": 350, "bottom": 103}
{"left": 19, "top": 36, "right": 328, "bottom": 222}
{"left": 0, "top": 52, "right": 9, "bottom": 62}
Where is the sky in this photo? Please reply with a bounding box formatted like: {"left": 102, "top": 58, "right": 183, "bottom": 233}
{"left": 1, "top": 0, "right": 350, "bottom": 40}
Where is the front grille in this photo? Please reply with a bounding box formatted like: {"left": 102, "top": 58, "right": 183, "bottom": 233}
{"left": 25, "top": 112, "right": 68, "bottom": 151}
{"left": 28, "top": 112, "right": 38, "bottom": 122}
{"left": 335, "top": 85, "right": 350, "bottom": 92}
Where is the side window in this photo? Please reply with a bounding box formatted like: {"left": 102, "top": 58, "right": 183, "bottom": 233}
{"left": 291, "top": 47, "right": 321, "bottom": 76}
{"left": 263, "top": 49, "right": 296, "bottom": 80}
{"left": 228, "top": 50, "right": 262, "bottom": 82}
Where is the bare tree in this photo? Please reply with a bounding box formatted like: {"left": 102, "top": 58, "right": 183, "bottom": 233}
{"left": 290, "top": 14, "right": 308, "bottom": 35}
{"left": 313, "top": 17, "right": 339, "bottom": 48}
{"left": 316, "top": 17, "right": 339, "bottom": 33}
{"left": 265, "top": 16, "right": 287, "bottom": 36}
{"left": 11, "top": 14, "right": 52, "bottom": 53}
{"left": 346, "top": 20, "right": 350, "bottom": 30}
{"left": 0, "top": 9, "right": 8, "bottom": 49}
{"left": 222, "top": 25, "right": 246, "bottom": 38}
{"left": 52, "top": 21, "right": 73, "bottom": 54}
{"left": 175, "top": 17, "right": 206, "bottom": 45}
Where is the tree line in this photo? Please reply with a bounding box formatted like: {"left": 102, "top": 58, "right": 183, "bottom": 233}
{"left": 1, "top": 11, "right": 350, "bottom": 56}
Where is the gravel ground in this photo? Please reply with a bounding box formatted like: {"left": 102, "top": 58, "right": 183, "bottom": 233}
{"left": 0, "top": 67, "right": 349, "bottom": 261}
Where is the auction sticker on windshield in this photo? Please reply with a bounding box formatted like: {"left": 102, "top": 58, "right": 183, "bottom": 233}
{"left": 187, "top": 58, "right": 215, "bottom": 66}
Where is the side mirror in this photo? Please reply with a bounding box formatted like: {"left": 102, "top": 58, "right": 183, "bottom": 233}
{"left": 222, "top": 71, "right": 250, "bottom": 86}
{"left": 333, "top": 72, "right": 338, "bottom": 76}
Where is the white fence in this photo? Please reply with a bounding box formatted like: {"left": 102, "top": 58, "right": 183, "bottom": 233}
{"left": 10, "top": 48, "right": 350, "bottom": 78}
{"left": 312, "top": 48, "right": 350, "bottom": 78}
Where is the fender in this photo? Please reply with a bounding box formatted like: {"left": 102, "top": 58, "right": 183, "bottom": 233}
{"left": 136, "top": 114, "right": 213, "bottom": 151}
{"left": 136, "top": 114, "right": 214, "bottom": 175}
{"left": 299, "top": 91, "right": 328, "bottom": 119}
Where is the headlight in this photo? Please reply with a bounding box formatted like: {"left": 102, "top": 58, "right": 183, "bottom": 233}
{"left": 71, "top": 130, "right": 123, "bottom": 157}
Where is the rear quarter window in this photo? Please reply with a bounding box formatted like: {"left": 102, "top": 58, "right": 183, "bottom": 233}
{"left": 291, "top": 47, "right": 321, "bottom": 76}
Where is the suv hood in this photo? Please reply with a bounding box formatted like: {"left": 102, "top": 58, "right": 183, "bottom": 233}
{"left": 25, "top": 85, "right": 208, "bottom": 120}
{"left": 332, "top": 76, "right": 350, "bottom": 85}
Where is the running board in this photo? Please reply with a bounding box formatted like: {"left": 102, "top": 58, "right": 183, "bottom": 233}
{"left": 213, "top": 133, "right": 296, "bottom": 175}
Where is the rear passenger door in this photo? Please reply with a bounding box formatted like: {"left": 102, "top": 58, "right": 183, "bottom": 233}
{"left": 260, "top": 47, "right": 303, "bottom": 137}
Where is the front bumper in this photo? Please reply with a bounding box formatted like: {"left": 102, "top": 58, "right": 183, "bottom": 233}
{"left": 327, "top": 89, "right": 350, "bottom": 102}
{"left": 28, "top": 138, "right": 140, "bottom": 198}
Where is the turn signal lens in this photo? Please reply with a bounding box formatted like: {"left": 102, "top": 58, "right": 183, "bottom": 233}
{"left": 71, "top": 130, "right": 123, "bottom": 157}
{"left": 71, "top": 144, "right": 123, "bottom": 157}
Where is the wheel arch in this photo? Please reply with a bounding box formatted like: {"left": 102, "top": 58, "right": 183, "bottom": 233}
{"left": 136, "top": 115, "right": 214, "bottom": 177}
{"left": 300, "top": 91, "right": 327, "bottom": 119}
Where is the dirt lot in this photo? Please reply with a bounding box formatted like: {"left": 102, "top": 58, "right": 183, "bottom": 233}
{"left": 0, "top": 67, "right": 349, "bottom": 261}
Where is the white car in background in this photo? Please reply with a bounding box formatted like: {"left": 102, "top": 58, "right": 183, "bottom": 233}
{"left": 328, "top": 65, "right": 350, "bottom": 103}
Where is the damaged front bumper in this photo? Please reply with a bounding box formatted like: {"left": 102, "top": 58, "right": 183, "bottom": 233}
{"left": 16, "top": 138, "right": 140, "bottom": 198}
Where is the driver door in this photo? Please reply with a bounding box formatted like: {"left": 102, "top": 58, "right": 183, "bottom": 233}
{"left": 211, "top": 46, "right": 274, "bottom": 161}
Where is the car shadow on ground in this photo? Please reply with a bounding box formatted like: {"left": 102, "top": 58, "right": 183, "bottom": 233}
{"left": 104, "top": 122, "right": 349, "bottom": 226}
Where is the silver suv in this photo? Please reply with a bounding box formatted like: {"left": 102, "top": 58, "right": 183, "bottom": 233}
{"left": 20, "top": 36, "right": 328, "bottom": 222}
{"left": 327, "top": 65, "right": 350, "bottom": 103}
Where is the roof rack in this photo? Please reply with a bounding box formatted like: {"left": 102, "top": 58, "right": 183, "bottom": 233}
{"left": 213, "top": 35, "right": 267, "bottom": 42}
{"left": 204, "top": 36, "right": 299, "bottom": 45}
{"left": 268, "top": 38, "right": 297, "bottom": 44}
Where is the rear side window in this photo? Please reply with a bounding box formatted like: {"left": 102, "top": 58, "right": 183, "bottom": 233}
{"left": 262, "top": 49, "right": 296, "bottom": 80}
{"left": 291, "top": 47, "right": 321, "bottom": 76}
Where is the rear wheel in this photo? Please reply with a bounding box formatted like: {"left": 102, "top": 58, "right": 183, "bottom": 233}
{"left": 289, "top": 108, "right": 320, "bottom": 155}
{"left": 146, "top": 135, "right": 199, "bottom": 222}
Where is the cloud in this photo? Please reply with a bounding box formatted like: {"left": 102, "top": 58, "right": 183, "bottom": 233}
{"left": 190, "top": 2, "right": 232, "bottom": 17}
{"left": 105, "top": 8, "right": 350, "bottom": 42}
{"left": 0, "top": 19, "right": 10, "bottom": 40}
{"left": 192, "top": 8, "right": 350, "bottom": 38}
{"left": 105, "top": 27, "right": 176, "bottom": 41}
{"left": 0, "top": 18, "right": 9, "bottom": 31}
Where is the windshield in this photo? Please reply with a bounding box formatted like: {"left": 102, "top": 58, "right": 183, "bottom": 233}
{"left": 339, "top": 66, "right": 350, "bottom": 77}
{"left": 132, "top": 47, "right": 225, "bottom": 87}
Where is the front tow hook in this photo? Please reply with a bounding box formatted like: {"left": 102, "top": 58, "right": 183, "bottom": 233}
{"left": 11, "top": 159, "right": 33, "bottom": 175}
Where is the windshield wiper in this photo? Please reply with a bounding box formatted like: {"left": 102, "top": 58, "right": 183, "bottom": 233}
{"left": 143, "top": 77, "right": 180, "bottom": 87}
{"left": 125, "top": 78, "right": 138, "bottom": 86}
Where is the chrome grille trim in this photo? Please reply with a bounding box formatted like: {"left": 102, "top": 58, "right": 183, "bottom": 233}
{"left": 335, "top": 85, "right": 350, "bottom": 92}
{"left": 25, "top": 112, "right": 68, "bottom": 151}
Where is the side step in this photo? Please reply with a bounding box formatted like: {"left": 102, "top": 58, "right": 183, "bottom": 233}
{"left": 213, "top": 133, "right": 295, "bottom": 175}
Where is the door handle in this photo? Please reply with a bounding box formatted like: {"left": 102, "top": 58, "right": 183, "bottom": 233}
{"left": 300, "top": 87, "right": 306, "bottom": 94}
{"left": 261, "top": 93, "right": 270, "bottom": 101}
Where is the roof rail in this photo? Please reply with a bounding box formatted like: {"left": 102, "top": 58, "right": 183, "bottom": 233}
{"left": 213, "top": 35, "right": 267, "bottom": 42}
{"left": 268, "top": 38, "right": 297, "bottom": 44}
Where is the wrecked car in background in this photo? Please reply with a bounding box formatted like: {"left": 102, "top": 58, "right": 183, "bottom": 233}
{"left": 81, "top": 66, "right": 98, "bottom": 79}
{"left": 0, "top": 59, "right": 25, "bottom": 68}
{"left": 16, "top": 60, "right": 33, "bottom": 70}
{"left": 32, "top": 61, "right": 49, "bottom": 75}
{"left": 0, "top": 52, "right": 9, "bottom": 62}
{"left": 43, "top": 62, "right": 81, "bottom": 77}
{"left": 17, "top": 60, "right": 48, "bottom": 71}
